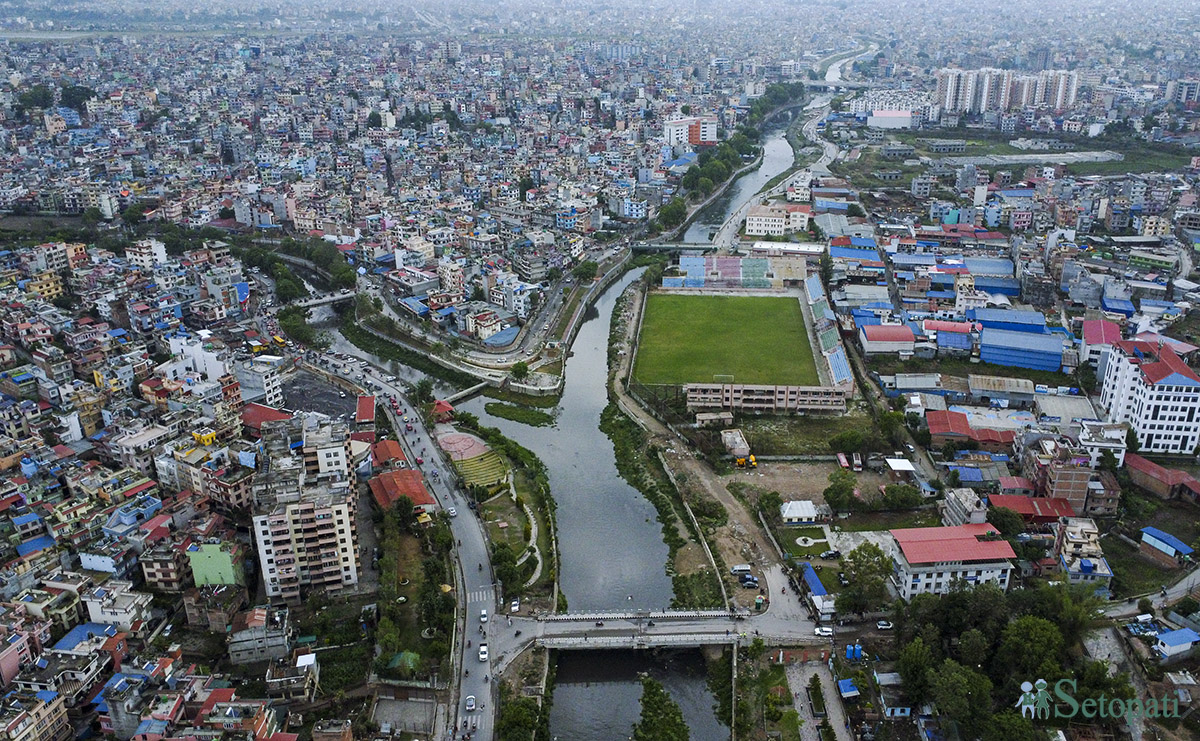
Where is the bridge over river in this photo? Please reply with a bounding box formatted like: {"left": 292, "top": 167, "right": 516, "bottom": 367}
{"left": 489, "top": 608, "right": 825, "bottom": 672}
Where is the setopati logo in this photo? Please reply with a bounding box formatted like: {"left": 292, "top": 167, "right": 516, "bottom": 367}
{"left": 1016, "top": 678, "right": 1181, "bottom": 720}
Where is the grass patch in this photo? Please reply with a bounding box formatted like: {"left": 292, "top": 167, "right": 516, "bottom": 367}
{"left": 1067, "top": 148, "right": 1192, "bottom": 176}
{"left": 340, "top": 316, "right": 476, "bottom": 388}
{"left": 481, "top": 487, "right": 530, "bottom": 552}
{"left": 755, "top": 663, "right": 802, "bottom": 741}
{"left": 1102, "top": 535, "right": 1174, "bottom": 598}
{"left": 454, "top": 450, "right": 508, "bottom": 487}
{"left": 837, "top": 509, "right": 940, "bottom": 532}
{"left": 635, "top": 295, "right": 819, "bottom": 385}
{"left": 741, "top": 411, "right": 876, "bottom": 455}
{"left": 484, "top": 402, "right": 555, "bottom": 427}
{"left": 778, "top": 527, "right": 831, "bottom": 557}
{"left": 482, "top": 386, "right": 561, "bottom": 408}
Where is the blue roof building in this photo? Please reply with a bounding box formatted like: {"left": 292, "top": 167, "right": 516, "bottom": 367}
{"left": 979, "top": 329, "right": 1064, "bottom": 372}
{"left": 1156, "top": 628, "right": 1200, "bottom": 659}
{"left": 967, "top": 308, "right": 1047, "bottom": 333}
{"left": 1140, "top": 526, "right": 1194, "bottom": 561}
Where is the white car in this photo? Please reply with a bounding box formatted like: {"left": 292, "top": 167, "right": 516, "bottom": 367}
{"left": 478, "top": 644, "right": 489, "bottom": 662}
{"left": 480, "top": 609, "right": 488, "bottom": 623}
{"left": 876, "top": 620, "right": 894, "bottom": 630}
{"left": 447, "top": 508, "right": 457, "bottom": 517}
{"left": 510, "top": 598, "right": 520, "bottom": 613}
{"left": 814, "top": 627, "right": 834, "bottom": 637}
{"left": 465, "top": 695, "right": 476, "bottom": 712}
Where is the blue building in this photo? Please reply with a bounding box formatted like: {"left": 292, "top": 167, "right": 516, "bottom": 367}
{"left": 968, "top": 308, "right": 1047, "bottom": 333}
{"left": 979, "top": 328, "right": 1064, "bottom": 372}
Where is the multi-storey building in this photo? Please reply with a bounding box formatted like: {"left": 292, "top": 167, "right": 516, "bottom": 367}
{"left": 890, "top": 524, "right": 1015, "bottom": 600}
{"left": 1099, "top": 340, "right": 1200, "bottom": 455}
{"left": 663, "top": 116, "right": 718, "bottom": 146}
{"left": 251, "top": 417, "right": 359, "bottom": 601}
{"left": 0, "top": 689, "right": 70, "bottom": 741}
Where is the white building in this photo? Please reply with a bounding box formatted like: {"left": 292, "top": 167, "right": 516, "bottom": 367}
{"left": 663, "top": 116, "right": 718, "bottom": 146}
{"left": 890, "top": 524, "right": 1015, "bottom": 600}
{"left": 1098, "top": 340, "right": 1200, "bottom": 455}
{"left": 940, "top": 488, "right": 988, "bottom": 526}
{"left": 745, "top": 204, "right": 811, "bottom": 236}
{"left": 126, "top": 239, "right": 168, "bottom": 270}
{"left": 81, "top": 580, "right": 153, "bottom": 631}
{"left": 235, "top": 356, "right": 285, "bottom": 408}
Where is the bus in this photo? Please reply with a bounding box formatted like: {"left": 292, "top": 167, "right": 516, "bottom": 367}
{"left": 837, "top": 453, "right": 850, "bottom": 469}
{"left": 273, "top": 335, "right": 286, "bottom": 346}
{"left": 852, "top": 453, "right": 863, "bottom": 472}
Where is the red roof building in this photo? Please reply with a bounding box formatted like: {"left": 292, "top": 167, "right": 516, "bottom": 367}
{"left": 891, "top": 523, "right": 1016, "bottom": 599}
{"left": 369, "top": 469, "right": 436, "bottom": 510}
{"left": 859, "top": 324, "right": 916, "bottom": 355}
{"left": 355, "top": 396, "right": 376, "bottom": 426}
{"left": 988, "top": 494, "right": 1076, "bottom": 524}
{"left": 371, "top": 439, "right": 407, "bottom": 468}
{"left": 1123, "top": 453, "right": 1200, "bottom": 503}
{"left": 241, "top": 403, "right": 292, "bottom": 439}
{"left": 925, "top": 410, "right": 1016, "bottom": 453}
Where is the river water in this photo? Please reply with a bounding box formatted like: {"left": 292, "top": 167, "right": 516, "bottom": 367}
{"left": 336, "top": 123, "right": 798, "bottom": 739}
{"left": 456, "top": 270, "right": 729, "bottom": 739}
{"left": 682, "top": 121, "right": 797, "bottom": 244}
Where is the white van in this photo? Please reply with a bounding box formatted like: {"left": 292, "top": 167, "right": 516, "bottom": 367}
{"left": 730, "top": 564, "right": 752, "bottom": 575}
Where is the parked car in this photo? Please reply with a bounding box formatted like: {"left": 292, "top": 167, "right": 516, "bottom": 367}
{"left": 814, "top": 627, "right": 834, "bottom": 637}
{"left": 510, "top": 598, "right": 520, "bottom": 613}
{"left": 819, "top": 550, "right": 840, "bottom": 560}
{"left": 876, "top": 621, "right": 894, "bottom": 630}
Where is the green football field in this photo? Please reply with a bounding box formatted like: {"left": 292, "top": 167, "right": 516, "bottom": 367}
{"left": 634, "top": 294, "right": 820, "bottom": 385}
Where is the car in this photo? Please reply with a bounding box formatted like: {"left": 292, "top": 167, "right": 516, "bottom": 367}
{"left": 162, "top": 624, "right": 173, "bottom": 637}
{"left": 465, "top": 695, "right": 476, "bottom": 712}
{"left": 510, "top": 598, "right": 520, "bottom": 613}
{"left": 416, "top": 457, "right": 424, "bottom": 464}
{"left": 740, "top": 579, "right": 759, "bottom": 589}
{"left": 838, "top": 572, "right": 849, "bottom": 586}
{"left": 480, "top": 609, "right": 488, "bottom": 623}
{"left": 905, "top": 443, "right": 916, "bottom": 454}
{"left": 448, "top": 508, "right": 457, "bottom": 517}
{"left": 542, "top": 324, "right": 549, "bottom": 331}
{"left": 814, "top": 627, "right": 834, "bottom": 637}
{"left": 819, "top": 550, "right": 840, "bottom": 560}
{"left": 405, "top": 423, "right": 414, "bottom": 432}
{"left": 478, "top": 644, "right": 489, "bottom": 662}
{"left": 876, "top": 621, "right": 894, "bottom": 630}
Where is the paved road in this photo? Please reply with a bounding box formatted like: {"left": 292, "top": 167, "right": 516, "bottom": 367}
{"left": 340, "top": 358, "right": 500, "bottom": 740}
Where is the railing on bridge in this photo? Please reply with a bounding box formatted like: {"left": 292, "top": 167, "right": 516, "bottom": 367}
{"left": 540, "top": 609, "right": 744, "bottom": 622}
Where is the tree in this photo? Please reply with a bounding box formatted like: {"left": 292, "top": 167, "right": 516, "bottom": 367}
{"left": 957, "top": 628, "right": 990, "bottom": 669}
{"left": 121, "top": 205, "right": 145, "bottom": 226}
{"left": 847, "top": 203, "right": 866, "bottom": 218}
{"left": 82, "top": 207, "right": 104, "bottom": 226}
{"left": 571, "top": 261, "right": 599, "bottom": 282}
{"left": 413, "top": 378, "right": 434, "bottom": 404}
{"left": 518, "top": 175, "right": 535, "bottom": 202}
{"left": 980, "top": 712, "right": 1040, "bottom": 741}
{"left": 1125, "top": 427, "right": 1140, "bottom": 453}
{"left": 510, "top": 361, "right": 530, "bottom": 381}
{"left": 758, "top": 490, "right": 783, "bottom": 523}
{"left": 658, "top": 198, "right": 688, "bottom": 228}
{"left": 880, "top": 484, "right": 922, "bottom": 510}
{"left": 681, "top": 167, "right": 701, "bottom": 191}
{"left": 835, "top": 542, "right": 892, "bottom": 614}
{"left": 897, "top": 637, "right": 935, "bottom": 704}
{"left": 929, "top": 659, "right": 993, "bottom": 735}
{"left": 995, "top": 616, "right": 1063, "bottom": 680}
{"left": 819, "top": 250, "right": 833, "bottom": 286}
{"left": 827, "top": 430, "right": 864, "bottom": 454}
{"left": 823, "top": 468, "right": 858, "bottom": 512}
{"left": 59, "top": 84, "right": 97, "bottom": 112}
{"left": 986, "top": 506, "right": 1025, "bottom": 537}
{"left": 680, "top": 104, "right": 692, "bottom": 115}
{"left": 17, "top": 84, "right": 53, "bottom": 110}
{"left": 631, "top": 677, "right": 689, "bottom": 741}
{"left": 696, "top": 176, "right": 714, "bottom": 195}
{"left": 367, "top": 111, "right": 382, "bottom": 128}
{"left": 219, "top": 207, "right": 235, "bottom": 220}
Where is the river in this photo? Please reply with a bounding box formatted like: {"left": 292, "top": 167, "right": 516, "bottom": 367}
{"left": 456, "top": 270, "right": 728, "bottom": 739}
{"left": 683, "top": 120, "right": 797, "bottom": 244}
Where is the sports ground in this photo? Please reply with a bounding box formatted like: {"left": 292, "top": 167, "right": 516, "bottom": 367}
{"left": 634, "top": 294, "right": 820, "bottom": 386}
